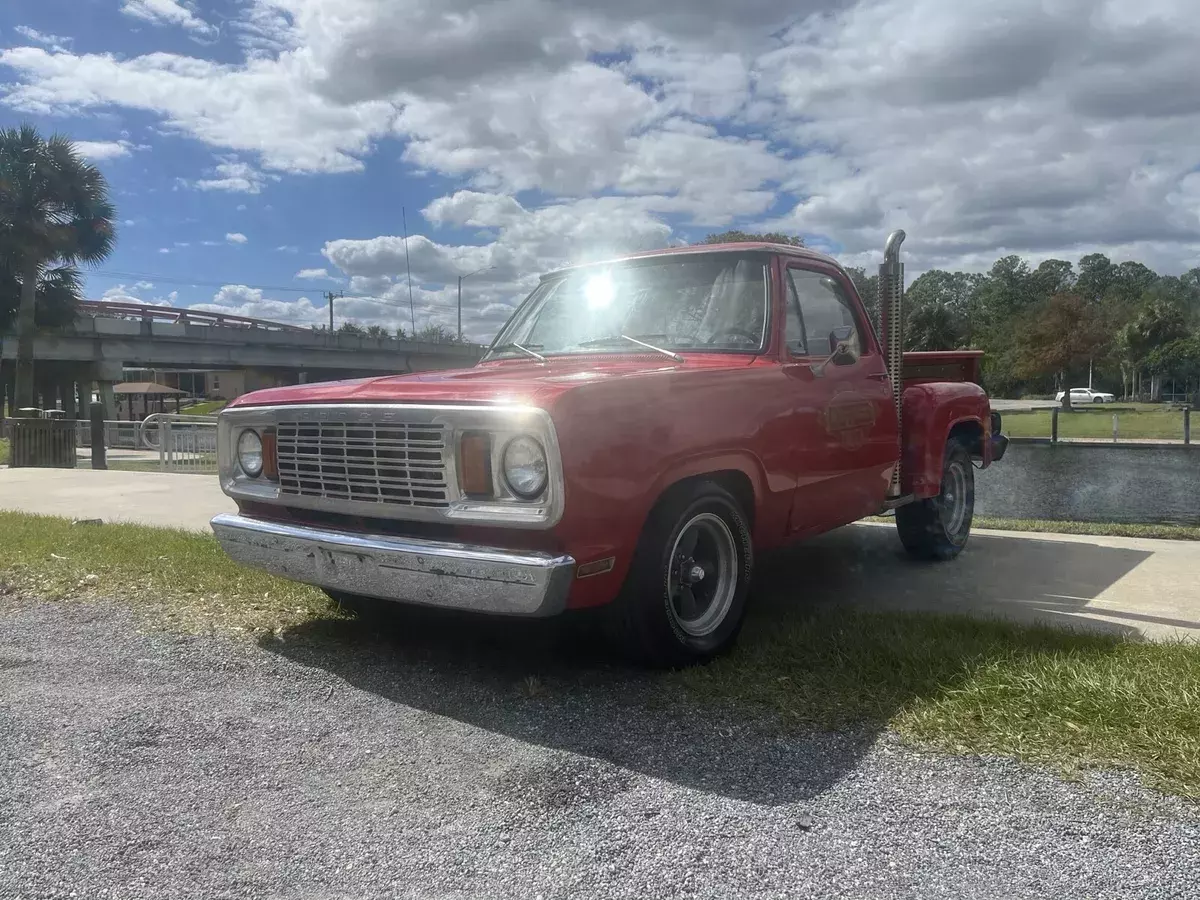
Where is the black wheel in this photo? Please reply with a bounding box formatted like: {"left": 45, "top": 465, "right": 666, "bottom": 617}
{"left": 896, "top": 439, "right": 974, "bottom": 561}
{"left": 1094, "top": 397, "right": 1104, "bottom": 404}
{"left": 605, "top": 482, "right": 753, "bottom": 667}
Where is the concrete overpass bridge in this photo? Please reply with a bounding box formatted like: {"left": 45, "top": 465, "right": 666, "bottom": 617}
{"left": 0, "top": 301, "right": 485, "bottom": 418}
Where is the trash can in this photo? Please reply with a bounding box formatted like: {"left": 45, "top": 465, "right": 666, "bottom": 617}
{"left": 7, "top": 410, "right": 78, "bottom": 468}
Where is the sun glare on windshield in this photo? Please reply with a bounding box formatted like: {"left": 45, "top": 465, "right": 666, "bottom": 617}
{"left": 584, "top": 272, "right": 615, "bottom": 310}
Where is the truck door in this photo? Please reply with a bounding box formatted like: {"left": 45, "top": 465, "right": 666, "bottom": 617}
{"left": 781, "top": 264, "right": 899, "bottom": 534}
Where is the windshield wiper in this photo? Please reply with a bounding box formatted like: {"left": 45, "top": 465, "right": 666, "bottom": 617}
{"left": 578, "top": 334, "right": 683, "bottom": 362}
{"left": 488, "top": 342, "right": 546, "bottom": 362}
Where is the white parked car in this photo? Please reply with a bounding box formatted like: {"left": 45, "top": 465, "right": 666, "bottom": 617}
{"left": 1055, "top": 387, "right": 1116, "bottom": 403}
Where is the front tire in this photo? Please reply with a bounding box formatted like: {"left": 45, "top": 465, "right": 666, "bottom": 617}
{"left": 896, "top": 439, "right": 974, "bottom": 561}
{"left": 606, "top": 482, "right": 753, "bottom": 667}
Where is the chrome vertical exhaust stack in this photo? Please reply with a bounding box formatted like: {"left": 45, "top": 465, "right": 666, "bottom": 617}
{"left": 880, "top": 229, "right": 906, "bottom": 498}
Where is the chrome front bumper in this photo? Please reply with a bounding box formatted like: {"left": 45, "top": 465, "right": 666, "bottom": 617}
{"left": 210, "top": 513, "right": 576, "bottom": 617}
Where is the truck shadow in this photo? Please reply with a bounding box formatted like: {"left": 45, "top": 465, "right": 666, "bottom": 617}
{"left": 762, "top": 523, "right": 1169, "bottom": 634}
{"left": 260, "top": 524, "right": 1151, "bottom": 808}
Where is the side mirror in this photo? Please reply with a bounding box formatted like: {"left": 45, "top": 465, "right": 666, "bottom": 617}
{"left": 830, "top": 341, "right": 858, "bottom": 366}
{"left": 828, "top": 325, "right": 854, "bottom": 352}
{"left": 811, "top": 338, "right": 858, "bottom": 377}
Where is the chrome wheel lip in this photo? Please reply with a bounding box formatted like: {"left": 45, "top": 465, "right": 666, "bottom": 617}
{"left": 667, "top": 512, "right": 737, "bottom": 638}
{"left": 940, "top": 459, "right": 969, "bottom": 537}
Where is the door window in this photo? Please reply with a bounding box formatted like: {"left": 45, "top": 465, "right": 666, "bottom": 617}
{"left": 784, "top": 270, "right": 809, "bottom": 355}
{"left": 787, "top": 269, "right": 863, "bottom": 357}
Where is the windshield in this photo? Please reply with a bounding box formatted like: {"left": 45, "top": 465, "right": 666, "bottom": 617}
{"left": 486, "top": 253, "right": 769, "bottom": 359}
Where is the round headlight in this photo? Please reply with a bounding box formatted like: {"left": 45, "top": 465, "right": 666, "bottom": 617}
{"left": 502, "top": 436, "right": 548, "bottom": 499}
{"left": 237, "top": 429, "right": 264, "bottom": 478}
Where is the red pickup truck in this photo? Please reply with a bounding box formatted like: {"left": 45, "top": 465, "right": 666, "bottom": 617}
{"left": 212, "top": 231, "right": 1007, "bottom": 665}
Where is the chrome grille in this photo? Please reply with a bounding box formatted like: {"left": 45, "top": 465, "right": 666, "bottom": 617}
{"left": 276, "top": 419, "right": 450, "bottom": 508}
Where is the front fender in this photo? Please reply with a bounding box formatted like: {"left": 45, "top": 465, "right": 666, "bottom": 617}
{"left": 901, "top": 382, "right": 991, "bottom": 499}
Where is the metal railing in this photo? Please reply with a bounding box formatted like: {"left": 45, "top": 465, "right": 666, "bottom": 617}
{"left": 138, "top": 413, "right": 219, "bottom": 473}
{"left": 1042, "top": 406, "right": 1194, "bottom": 445}
{"left": 76, "top": 419, "right": 144, "bottom": 450}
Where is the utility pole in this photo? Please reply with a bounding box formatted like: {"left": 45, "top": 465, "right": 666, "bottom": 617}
{"left": 324, "top": 290, "right": 343, "bottom": 333}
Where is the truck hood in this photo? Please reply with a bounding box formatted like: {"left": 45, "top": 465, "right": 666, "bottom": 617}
{"left": 227, "top": 353, "right": 754, "bottom": 410}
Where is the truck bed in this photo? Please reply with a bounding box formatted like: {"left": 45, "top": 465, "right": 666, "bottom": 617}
{"left": 902, "top": 350, "right": 984, "bottom": 387}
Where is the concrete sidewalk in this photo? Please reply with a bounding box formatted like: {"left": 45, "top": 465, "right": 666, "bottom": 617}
{"left": 1, "top": 466, "right": 1196, "bottom": 641}
{"left": 0, "top": 467, "right": 234, "bottom": 531}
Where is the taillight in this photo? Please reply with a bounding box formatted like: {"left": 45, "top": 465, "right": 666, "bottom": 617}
{"left": 458, "top": 431, "right": 493, "bottom": 497}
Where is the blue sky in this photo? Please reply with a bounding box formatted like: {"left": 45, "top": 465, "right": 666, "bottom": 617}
{"left": 2, "top": 0, "right": 1199, "bottom": 339}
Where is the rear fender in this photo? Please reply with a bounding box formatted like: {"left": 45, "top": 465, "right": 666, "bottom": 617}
{"left": 901, "top": 383, "right": 990, "bottom": 499}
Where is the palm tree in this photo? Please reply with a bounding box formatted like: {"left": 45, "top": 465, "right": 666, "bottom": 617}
{"left": 0, "top": 124, "right": 115, "bottom": 410}
{"left": 0, "top": 261, "right": 84, "bottom": 333}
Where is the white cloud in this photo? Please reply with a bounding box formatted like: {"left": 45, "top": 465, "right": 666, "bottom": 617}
{"left": 5, "top": 0, "right": 1200, "bottom": 284}
{"left": 275, "top": 245, "right": 299, "bottom": 253}
{"left": 225, "top": 232, "right": 248, "bottom": 244}
{"left": 194, "top": 284, "right": 326, "bottom": 327}
{"left": 13, "top": 25, "right": 72, "bottom": 52}
{"left": 423, "top": 191, "right": 527, "bottom": 229}
{"left": 100, "top": 284, "right": 151, "bottom": 305}
{"left": 0, "top": 47, "right": 395, "bottom": 174}
{"left": 97, "top": 281, "right": 173, "bottom": 306}
{"left": 120, "top": 0, "right": 218, "bottom": 38}
{"left": 73, "top": 139, "right": 144, "bottom": 160}
{"left": 296, "top": 267, "right": 333, "bottom": 280}
{"left": 185, "top": 156, "right": 278, "bottom": 194}
{"left": 323, "top": 193, "right": 676, "bottom": 339}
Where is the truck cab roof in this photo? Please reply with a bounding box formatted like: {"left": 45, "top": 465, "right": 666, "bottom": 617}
{"left": 540, "top": 242, "right": 842, "bottom": 281}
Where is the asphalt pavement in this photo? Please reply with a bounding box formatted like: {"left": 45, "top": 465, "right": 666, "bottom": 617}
{"left": 1, "top": 599, "right": 1197, "bottom": 900}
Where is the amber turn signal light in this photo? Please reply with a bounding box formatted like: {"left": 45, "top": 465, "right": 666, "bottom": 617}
{"left": 261, "top": 428, "right": 279, "bottom": 482}
{"left": 458, "top": 431, "right": 494, "bottom": 497}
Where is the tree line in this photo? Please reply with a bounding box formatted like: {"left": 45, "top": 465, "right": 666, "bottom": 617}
{"left": 706, "top": 231, "right": 1200, "bottom": 401}
{"left": 323, "top": 321, "right": 460, "bottom": 343}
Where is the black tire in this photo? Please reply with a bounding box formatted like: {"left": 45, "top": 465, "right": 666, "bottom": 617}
{"left": 896, "top": 438, "right": 974, "bottom": 561}
{"left": 1094, "top": 397, "right": 1104, "bottom": 404}
{"left": 605, "top": 482, "right": 753, "bottom": 667}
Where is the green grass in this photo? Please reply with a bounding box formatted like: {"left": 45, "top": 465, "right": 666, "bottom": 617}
{"left": 681, "top": 610, "right": 1200, "bottom": 796}
{"left": 179, "top": 400, "right": 227, "bottom": 416}
{"left": 2, "top": 509, "right": 1198, "bottom": 796}
{"left": 1003, "top": 404, "right": 1187, "bottom": 440}
{"left": 0, "top": 510, "right": 333, "bottom": 635}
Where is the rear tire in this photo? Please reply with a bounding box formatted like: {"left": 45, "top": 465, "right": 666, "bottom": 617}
{"left": 605, "top": 482, "right": 753, "bottom": 668}
{"left": 896, "top": 439, "right": 974, "bottom": 561}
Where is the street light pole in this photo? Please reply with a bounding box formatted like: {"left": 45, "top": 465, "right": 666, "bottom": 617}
{"left": 456, "top": 265, "right": 495, "bottom": 342}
